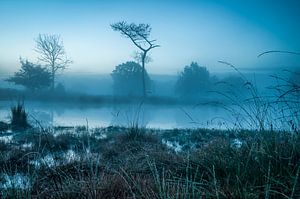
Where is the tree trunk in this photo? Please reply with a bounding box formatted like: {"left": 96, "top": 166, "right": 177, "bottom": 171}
{"left": 51, "top": 64, "right": 55, "bottom": 91}
{"left": 141, "top": 51, "right": 146, "bottom": 98}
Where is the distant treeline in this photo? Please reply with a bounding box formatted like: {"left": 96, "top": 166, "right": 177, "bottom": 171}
{"left": 1, "top": 60, "right": 251, "bottom": 104}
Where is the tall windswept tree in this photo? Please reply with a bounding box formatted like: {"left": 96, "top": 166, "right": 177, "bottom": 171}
{"left": 111, "top": 61, "right": 153, "bottom": 96}
{"left": 35, "top": 34, "right": 72, "bottom": 91}
{"left": 111, "top": 21, "right": 160, "bottom": 97}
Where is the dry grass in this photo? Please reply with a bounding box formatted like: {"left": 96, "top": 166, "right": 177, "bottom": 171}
{"left": 0, "top": 127, "right": 299, "bottom": 198}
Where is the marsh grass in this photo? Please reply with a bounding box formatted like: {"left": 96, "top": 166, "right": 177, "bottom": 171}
{"left": 10, "top": 103, "right": 30, "bottom": 131}
{"left": 0, "top": 127, "right": 299, "bottom": 198}
{"left": 0, "top": 122, "right": 9, "bottom": 132}
{"left": 270, "top": 70, "right": 300, "bottom": 133}
{"left": 214, "top": 61, "right": 274, "bottom": 131}
{"left": 212, "top": 61, "right": 300, "bottom": 133}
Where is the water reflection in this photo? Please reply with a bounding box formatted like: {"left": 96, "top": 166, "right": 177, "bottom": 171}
{"left": 0, "top": 101, "right": 229, "bottom": 129}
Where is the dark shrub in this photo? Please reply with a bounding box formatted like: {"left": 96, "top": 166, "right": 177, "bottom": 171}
{"left": 0, "top": 121, "right": 9, "bottom": 132}
{"left": 11, "top": 103, "right": 31, "bottom": 130}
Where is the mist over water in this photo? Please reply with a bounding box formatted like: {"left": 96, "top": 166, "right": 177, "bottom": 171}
{"left": 1, "top": 1, "right": 300, "bottom": 197}
{"left": 0, "top": 101, "right": 231, "bottom": 129}
{"left": 0, "top": 64, "right": 298, "bottom": 131}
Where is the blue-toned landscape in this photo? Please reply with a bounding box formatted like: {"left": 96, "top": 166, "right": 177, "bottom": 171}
{"left": 0, "top": 0, "right": 299, "bottom": 198}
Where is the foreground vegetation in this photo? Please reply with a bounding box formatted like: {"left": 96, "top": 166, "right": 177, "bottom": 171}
{"left": 0, "top": 126, "right": 299, "bottom": 198}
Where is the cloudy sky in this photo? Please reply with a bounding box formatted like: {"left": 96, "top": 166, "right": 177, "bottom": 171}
{"left": 0, "top": 0, "right": 299, "bottom": 75}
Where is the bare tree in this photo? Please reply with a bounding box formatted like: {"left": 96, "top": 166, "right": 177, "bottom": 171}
{"left": 35, "top": 34, "right": 72, "bottom": 91}
{"left": 111, "top": 22, "right": 160, "bottom": 97}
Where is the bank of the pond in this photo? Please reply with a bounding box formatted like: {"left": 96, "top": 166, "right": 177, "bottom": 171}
{"left": 0, "top": 126, "right": 299, "bottom": 198}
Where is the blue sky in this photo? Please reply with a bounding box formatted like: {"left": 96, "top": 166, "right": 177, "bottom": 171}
{"left": 0, "top": 0, "right": 299, "bottom": 75}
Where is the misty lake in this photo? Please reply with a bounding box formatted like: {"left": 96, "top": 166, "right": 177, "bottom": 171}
{"left": 0, "top": 101, "right": 231, "bottom": 129}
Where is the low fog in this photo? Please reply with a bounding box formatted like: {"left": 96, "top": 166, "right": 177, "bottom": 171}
{"left": 1, "top": 1, "right": 300, "bottom": 197}
{"left": 0, "top": 69, "right": 282, "bottom": 96}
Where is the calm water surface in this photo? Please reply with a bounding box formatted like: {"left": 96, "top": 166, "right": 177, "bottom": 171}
{"left": 0, "top": 101, "right": 231, "bottom": 129}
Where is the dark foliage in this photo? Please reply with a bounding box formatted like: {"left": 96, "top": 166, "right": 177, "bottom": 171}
{"left": 6, "top": 59, "right": 51, "bottom": 92}
{"left": 111, "top": 61, "right": 153, "bottom": 96}
{"left": 0, "top": 121, "right": 9, "bottom": 132}
{"left": 175, "top": 62, "right": 211, "bottom": 99}
{"left": 10, "top": 103, "right": 30, "bottom": 130}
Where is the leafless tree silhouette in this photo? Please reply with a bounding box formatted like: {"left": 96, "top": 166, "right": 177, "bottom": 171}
{"left": 35, "top": 34, "right": 72, "bottom": 91}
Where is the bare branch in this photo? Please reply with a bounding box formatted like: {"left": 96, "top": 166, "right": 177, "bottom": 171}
{"left": 35, "top": 34, "right": 72, "bottom": 90}
{"left": 111, "top": 21, "right": 159, "bottom": 52}
{"left": 257, "top": 50, "right": 300, "bottom": 58}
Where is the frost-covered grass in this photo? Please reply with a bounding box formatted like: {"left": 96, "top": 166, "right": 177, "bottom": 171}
{"left": 0, "top": 126, "right": 299, "bottom": 198}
